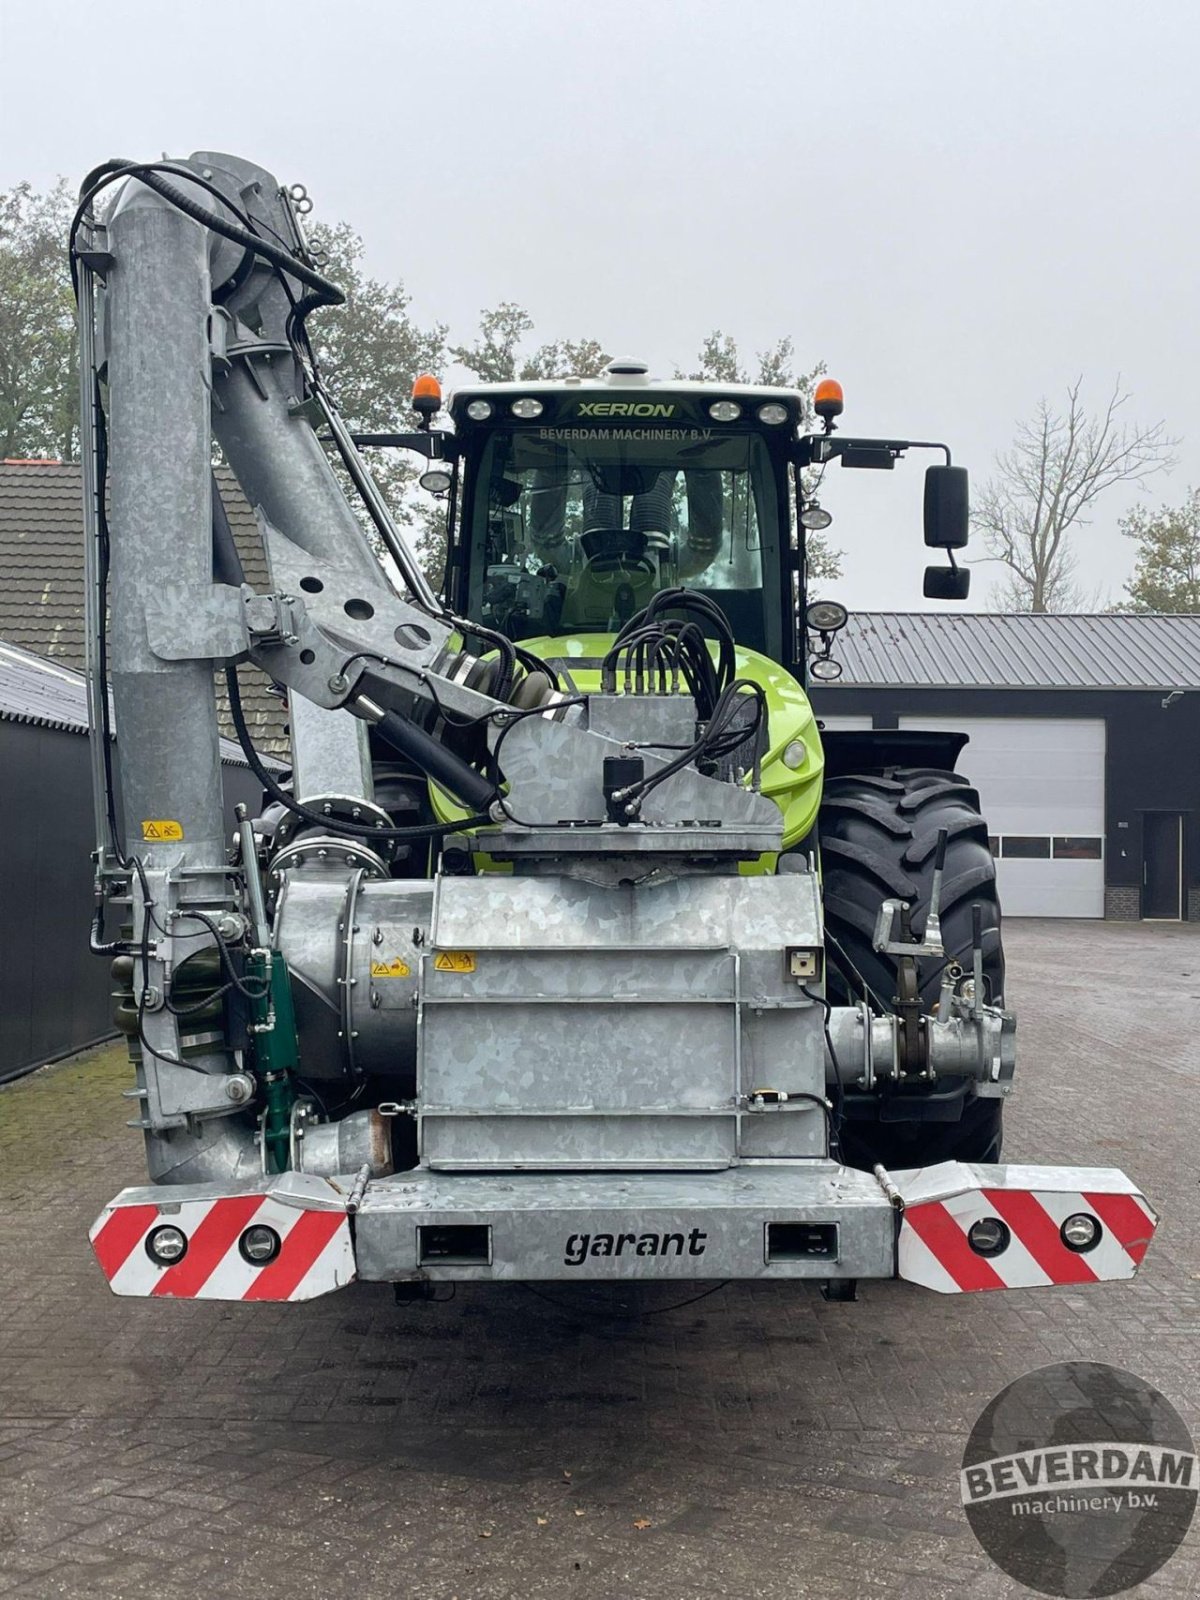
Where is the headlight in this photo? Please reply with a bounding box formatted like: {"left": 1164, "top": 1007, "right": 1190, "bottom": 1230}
{"left": 782, "top": 740, "right": 807, "bottom": 770}
{"left": 806, "top": 600, "right": 849, "bottom": 633}
{"left": 1060, "top": 1213, "right": 1102, "bottom": 1252}
{"left": 800, "top": 504, "right": 833, "bottom": 531}
{"left": 145, "top": 1224, "right": 187, "bottom": 1265}
{"left": 510, "top": 398, "right": 543, "bottom": 419}
{"left": 757, "top": 403, "right": 789, "bottom": 425}
{"left": 967, "top": 1217, "right": 1010, "bottom": 1257}
{"left": 808, "top": 657, "right": 843, "bottom": 682}
{"left": 419, "top": 467, "right": 453, "bottom": 494}
{"left": 708, "top": 400, "right": 742, "bottom": 422}
{"left": 239, "top": 1225, "right": 282, "bottom": 1265}
{"left": 465, "top": 399, "right": 493, "bottom": 421}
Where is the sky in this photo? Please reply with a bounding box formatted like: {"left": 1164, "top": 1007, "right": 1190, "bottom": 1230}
{"left": 2, "top": 0, "right": 1195, "bottom": 611}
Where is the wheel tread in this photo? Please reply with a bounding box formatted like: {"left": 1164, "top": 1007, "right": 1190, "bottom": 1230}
{"left": 818, "top": 764, "right": 1005, "bottom": 1168}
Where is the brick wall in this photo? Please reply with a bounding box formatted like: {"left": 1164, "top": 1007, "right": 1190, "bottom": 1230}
{"left": 1104, "top": 886, "right": 1141, "bottom": 921}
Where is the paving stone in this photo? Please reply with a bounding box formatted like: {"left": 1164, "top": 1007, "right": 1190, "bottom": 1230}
{"left": 0, "top": 921, "right": 1196, "bottom": 1596}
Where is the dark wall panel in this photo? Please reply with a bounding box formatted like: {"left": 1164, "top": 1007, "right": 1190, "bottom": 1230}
{"left": 0, "top": 721, "right": 271, "bottom": 1079}
{"left": 0, "top": 722, "right": 107, "bottom": 1077}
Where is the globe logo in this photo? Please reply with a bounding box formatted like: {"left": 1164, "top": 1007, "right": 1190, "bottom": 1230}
{"left": 962, "top": 1362, "right": 1196, "bottom": 1596}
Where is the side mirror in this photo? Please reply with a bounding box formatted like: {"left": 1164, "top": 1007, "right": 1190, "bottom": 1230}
{"left": 924, "top": 564, "right": 970, "bottom": 600}
{"left": 924, "top": 464, "right": 969, "bottom": 548}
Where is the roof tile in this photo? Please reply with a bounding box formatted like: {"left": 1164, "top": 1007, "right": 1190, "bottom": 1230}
{"left": 0, "top": 461, "right": 288, "bottom": 752}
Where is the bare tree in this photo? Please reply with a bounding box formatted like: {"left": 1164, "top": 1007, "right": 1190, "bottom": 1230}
{"left": 974, "top": 380, "right": 1175, "bottom": 612}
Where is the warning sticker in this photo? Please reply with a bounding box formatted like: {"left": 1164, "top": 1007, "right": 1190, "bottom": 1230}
{"left": 434, "top": 951, "right": 476, "bottom": 973}
{"left": 370, "top": 957, "right": 411, "bottom": 979}
{"left": 141, "top": 820, "right": 184, "bottom": 842}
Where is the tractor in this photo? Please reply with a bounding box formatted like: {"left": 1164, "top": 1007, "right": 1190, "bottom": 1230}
{"left": 76, "top": 153, "right": 1153, "bottom": 1302}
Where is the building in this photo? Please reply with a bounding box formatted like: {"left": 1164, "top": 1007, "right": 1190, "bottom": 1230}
{"left": 0, "top": 641, "right": 270, "bottom": 1080}
{"left": 0, "top": 458, "right": 288, "bottom": 752}
{"left": 812, "top": 611, "right": 1200, "bottom": 921}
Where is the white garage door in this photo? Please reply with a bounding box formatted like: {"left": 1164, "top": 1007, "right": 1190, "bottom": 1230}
{"left": 898, "top": 717, "right": 1106, "bottom": 917}
{"left": 818, "top": 715, "right": 873, "bottom": 731}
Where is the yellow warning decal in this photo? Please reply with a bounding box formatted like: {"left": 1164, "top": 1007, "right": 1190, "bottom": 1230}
{"left": 370, "top": 957, "right": 411, "bottom": 979}
{"left": 141, "top": 820, "right": 184, "bottom": 842}
{"left": 434, "top": 951, "right": 476, "bottom": 973}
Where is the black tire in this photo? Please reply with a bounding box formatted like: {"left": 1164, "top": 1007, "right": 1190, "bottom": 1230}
{"left": 818, "top": 765, "right": 1005, "bottom": 1169}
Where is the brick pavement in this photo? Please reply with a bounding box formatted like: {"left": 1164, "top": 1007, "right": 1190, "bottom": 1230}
{"left": 0, "top": 920, "right": 1197, "bottom": 1598}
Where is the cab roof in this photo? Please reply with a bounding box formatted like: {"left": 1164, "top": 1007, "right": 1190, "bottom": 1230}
{"left": 449, "top": 376, "right": 806, "bottom": 407}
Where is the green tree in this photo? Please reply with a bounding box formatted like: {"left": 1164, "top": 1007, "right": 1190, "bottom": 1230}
{"left": 449, "top": 302, "right": 533, "bottom": 381}
{"left": 1121, "top": 489, "right": 1200, "bottom": 612}
{"left": 520, "top": 336, "right": 610, "bottom": 382}
{"left": 0, "top": 180, "right": 78, "bottom": 461}
{"left": 304, "top": 219, "right": 449, "bottom": 571}
{"left": 450, "top": 304, "right": 609, "bottom": 381}
{"left": 307, "top": 220, "right": 447, "bottom": 432}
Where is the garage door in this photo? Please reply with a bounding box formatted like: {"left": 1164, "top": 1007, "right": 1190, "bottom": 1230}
{"left": 817, "top": 715, "right": 873, "bottom": 731}
{"left": 898, "top": 717, "right": 1106, "bottom": 917}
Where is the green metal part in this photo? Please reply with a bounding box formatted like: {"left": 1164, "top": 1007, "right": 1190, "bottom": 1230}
{"left": 244, "top": 949, "right": 300, "bottom": 1173}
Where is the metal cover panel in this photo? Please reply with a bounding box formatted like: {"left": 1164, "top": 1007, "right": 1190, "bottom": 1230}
{"left": 421, "top": 995, "right": 738, "bottom": 1169}
{"left": 430, "top": 872, "right": 821, "bottom": 952}
{"left": 354, "top": 1162, "right": 895, "bottom": 1281}
{"left": 419, "top": 872, "right": 825, "bottom": 1171}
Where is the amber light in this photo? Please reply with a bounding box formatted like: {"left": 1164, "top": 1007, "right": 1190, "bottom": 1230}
{"left": 813, "top": 379, "right": 844, "bottom": 419}
{"left": 412, "top": 374, "right": 442, "bottom": 416}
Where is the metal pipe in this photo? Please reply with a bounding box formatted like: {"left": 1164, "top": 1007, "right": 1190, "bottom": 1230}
{"left": 106, "top": 184, "right": 228, "bottom": 879}
{"left": 235, "top": 803, "right": 271, "bottom": 948}
{"left": 106, "top": 177, "right": 261, "bottom": 1186}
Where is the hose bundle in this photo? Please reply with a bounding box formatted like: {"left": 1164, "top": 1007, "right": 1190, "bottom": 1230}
{"left": 600, "top": 588, "right": 736, "bottom": 718}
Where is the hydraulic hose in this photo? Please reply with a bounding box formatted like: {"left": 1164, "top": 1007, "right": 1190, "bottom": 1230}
{"left": 369, "top": 705, "right": 499, "bottom": 815}
{"left": 77, "top": 159, "right": 346, "bottom": 305}
{"left": 224, "top": 664, "right": 492, "bottom": 842}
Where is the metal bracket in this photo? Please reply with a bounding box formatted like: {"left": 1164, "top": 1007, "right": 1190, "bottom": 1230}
{"left": 130, "top": 1058, "right": 256, "bottom": 1127}
{"left": 871, "top": 898, "right": 946, "bottom": 960}
{"left": 145, "top": 582, "right": 249, "bottom": 662}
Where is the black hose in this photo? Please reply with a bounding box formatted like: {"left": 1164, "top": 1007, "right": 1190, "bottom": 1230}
{"left": 71, "top": 159, "right": 345, "bottom": 305}
{"left": 621, "top": 680, "right": 765, "bottom": 806}
{"left": 372, "top": 707, "right": 499, "bottom": 813}
{"left": 224, "top": 664, "right": 491, "bottom": 842}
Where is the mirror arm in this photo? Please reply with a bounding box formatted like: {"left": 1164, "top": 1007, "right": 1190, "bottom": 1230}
{"left": 344, "top": 430, "right": 459, "bottom": 461}
{"left": 795, "top": 435, "right": 951, "bottom": 468}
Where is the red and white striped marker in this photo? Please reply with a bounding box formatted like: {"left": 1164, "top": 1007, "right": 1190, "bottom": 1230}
{"left": 895, "top": 1163, "right": 1157, "bottom": 1294}
{"left": 90, "top": 1174, "right": 355, "bottom": 1301}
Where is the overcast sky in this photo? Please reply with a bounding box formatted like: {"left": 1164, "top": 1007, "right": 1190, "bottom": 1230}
{"left": 2, "top": 0, "right": 1195, "bottom": 611}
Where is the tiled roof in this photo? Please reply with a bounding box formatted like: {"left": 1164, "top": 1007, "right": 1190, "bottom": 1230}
{"left": 0, "top": 637, "right": 275, "bottom": 768}
{"left": 0, "top": 460, "right": 288, "bottom": 753}
{"left": 830, "top": 611, "right": 1200, "bottom": 691}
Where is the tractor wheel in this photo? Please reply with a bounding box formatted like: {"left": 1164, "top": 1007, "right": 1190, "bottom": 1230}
{"left": 817, "top": 766, "right": 1005, "bottom": 1170}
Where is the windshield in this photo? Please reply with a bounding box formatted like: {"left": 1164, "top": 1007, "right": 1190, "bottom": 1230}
{"left": 463, "top": 426, "right": 782, "bottom": 654}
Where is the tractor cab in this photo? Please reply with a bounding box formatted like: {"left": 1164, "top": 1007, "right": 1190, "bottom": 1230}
{"left": 402, "top": 361, "right": 970, "bottom": 677}
{"left": 443, "top": 367, "right": 804, "bottom": 669}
